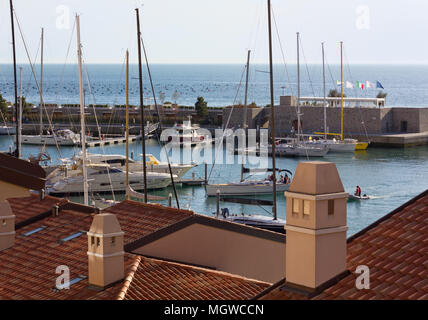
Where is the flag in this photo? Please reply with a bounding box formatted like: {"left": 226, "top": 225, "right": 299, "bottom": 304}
{"left": 336, "top": 80, "right": 343, "bottom": 86}
{"left": 356, "top": 81, "right": 364, "bottom": 90}
{"left": 366, "top": 81, "right": 374, "bottom": 88}
{"left": 346, "top": 81, "right": 354, "bottom": 89}
{"left": 376, "top": 81, "right": 384, "bottom": 89}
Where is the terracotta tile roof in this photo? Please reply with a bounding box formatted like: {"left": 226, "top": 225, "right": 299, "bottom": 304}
{"left": 0, "top": 152, "right": 46, "bottom": 190}
{"left": 259, "top": 189, "right": 428, "bottom": 300}
{"left": 104, "top": 200, "right": 194, "bottom": 245}
{"left": 7, "top": 194, "right": 68, "bottom": 227}
{"left": 2, "top": 197, "right": 269, "bottom": 300}
{"left": 117, "top": 256, "right": 270, "bottom": 300}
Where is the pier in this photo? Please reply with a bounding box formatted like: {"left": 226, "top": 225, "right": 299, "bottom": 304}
{"left": 223, "top": 95, "right": 428, "bottom": 147}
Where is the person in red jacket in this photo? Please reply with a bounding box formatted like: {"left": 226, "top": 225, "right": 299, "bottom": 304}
{"left": 355, "top": 186, "right": 362, "bottom": 197}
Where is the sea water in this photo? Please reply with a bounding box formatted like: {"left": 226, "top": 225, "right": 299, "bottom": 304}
{"left": 1, "top": 135, "right": 427, "bottom": 237}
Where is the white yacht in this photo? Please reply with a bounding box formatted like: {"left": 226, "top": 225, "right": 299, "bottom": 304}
{"left": 22, "top": 129, "right": 80, "bottom": 146}
{"left": 268, "top": 141, "right": 329, "bottom": 157}
{"left": 306, "top": 137, "right": 357, "bottom": 153}
{"left": 0, "top": 126, "right": 15, "bottom": 135}
{"left": 167, "top": 119, "right": 212, "bottom": 147}
{"left": 72, "top": 152, "right": 196, "bottom": 178}
{"left": 46, "top": 163, "right": 175, "bottom": 195}
{"left": 206, "top": 170, "right": 292, "bottom": 197}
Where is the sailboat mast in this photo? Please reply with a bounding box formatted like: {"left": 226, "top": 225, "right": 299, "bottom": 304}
{"left": 296, "top": 32, "right": 301, "bottom": 143}
{"left": 340, "top": 41, "right": 344, "bottom": 141}
{"left": 126, "top": 50, "right": 129, "bottom": 191}
{"left": 9, "top": 0, "right": 19, "bottom": 158}
{"left": 40, "top": 28, "right": 44, "bottom": 136}
{"left": 267, "top": 0, "right": 277, "bottom": 220}
{"left": 76, "top": 15, "right": 88, "bottom": 206}
{"left": 241, "top": 49, "right": 251, "bottom": 182}
{"left": 18, "top": 67, "right": 22, "bottom": 158}
{"left": 322, "top": 42, "right": 327, "bottom": 140}
{"left": 136, "top": 8, "right": 148, "bottom": 203}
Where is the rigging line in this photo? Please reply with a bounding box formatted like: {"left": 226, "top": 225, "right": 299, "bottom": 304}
{"left": 106, "top": 55, "right": 126, "bottom": 138}
{"left": 324, "top": 48, "right": 338, "bottom": 94}
{"left": 81, "top": 57, "right": 116, "bottom": 201}
{"left": 140, "top": 32, "right": 180, "bottom": 208}
{"left": 13, "top": 10, "right": 63, "bottom": 158}
{"left": 54, "top": 19, "right": 76, "bottom": 130}
{"left": 207, "top": 64, "right": 247, "bottom": 183}
{"left": 0, "top": 109, "right": 12, "bottom": 137}
{"left": 343, "top": 44, "right": 370, "bottom": 142}
{"left": 299, "top": 35, "right": 317, "bottom": 98}
{"left": 271, "top": 5, "right": 294, "bottom": 97}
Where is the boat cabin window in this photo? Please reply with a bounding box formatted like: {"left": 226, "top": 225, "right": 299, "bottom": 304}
{"left": 103, "top": 159, "right": 126, "bottom": 166}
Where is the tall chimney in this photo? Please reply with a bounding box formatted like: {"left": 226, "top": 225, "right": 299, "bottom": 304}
{"left": 87, "top": 213, "right": 125, "bottom": 289}
{"left": 284, "top": 161, "right": 348, "bottom": 291}
{"left": 0, "top": 201, "right": 15, "bottom": 251}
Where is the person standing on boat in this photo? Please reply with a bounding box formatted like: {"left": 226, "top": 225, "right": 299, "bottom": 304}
{"left": 355, "top": 186, "right": 361, "bottom": 197}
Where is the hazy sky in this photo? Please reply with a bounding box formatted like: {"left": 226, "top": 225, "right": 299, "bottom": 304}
{"left": 1, "top": 0, "right": 427, "bottom": 64}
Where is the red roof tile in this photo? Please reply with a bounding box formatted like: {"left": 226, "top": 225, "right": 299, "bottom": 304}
{"left": 7, "top": 194, "right": 67, "bottom": 227}
{"left": 118, "top": 256, "right": 270, "bottom": 300}
{"left": 104, "top": 200, "right": 194, "bottom": 245}
{"left": 1, "top": 197, "right": 269, "bottom": 300}
{"left": 259, "top": 189, "right": 428, "bottom": 300}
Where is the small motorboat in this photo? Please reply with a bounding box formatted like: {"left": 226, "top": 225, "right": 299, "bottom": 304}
{"left": 348, "top": 194, "right": 370, "bottom": 201}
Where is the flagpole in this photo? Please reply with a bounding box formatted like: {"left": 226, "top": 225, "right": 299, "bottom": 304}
{"left": 340, "top": 41, "right": 344, "bottom": 141}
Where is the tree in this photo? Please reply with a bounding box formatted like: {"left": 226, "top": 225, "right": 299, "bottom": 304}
{"left": 328, "top": 89, "right": 346, "bottom": 98}
{"left": 0, "top": 93, "right": 7, "bottom": 115}
{"left": 195, "top": 96, "right": 208, "bottom": 118}
{"left": 19, "top": 96, "right": 32, "bottom": 115}
{"left": 377, "top": 91, "right": 387, "bottom": 99}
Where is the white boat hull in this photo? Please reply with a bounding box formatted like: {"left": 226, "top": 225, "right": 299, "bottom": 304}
{"left": 206, "top": 182, "right": 290, "bottom": 196}
{"left": 47, "top": 169, "right": 173, "bottom": 195}
{"left": 21, "top": 135, "right": 79, "bottom": 146}
{"left": 268, "top": 144, "right": 328, "bottom": 157}
{"left": 307, "top": 139, "right": 357, "bottom": 153}
{"left": 0, "top": 126, "right": 15, "bottom": 135}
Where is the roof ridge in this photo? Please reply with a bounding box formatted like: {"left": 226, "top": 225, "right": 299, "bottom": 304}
{"left": 109, "top": 199, "right": 195, "bottom": 215}
{"left": 117, "top": 255, "right": 141, "bottom": 300}
{"left": 140, "top": 255, "right": 272, "bottom": 287}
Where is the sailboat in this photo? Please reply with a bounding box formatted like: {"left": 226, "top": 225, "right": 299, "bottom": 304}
{"left": 268, "top": 32, "right": 329, "bottom": 158}
{"left": 20, "top": 28, "right": 80, "bottom": 147}
{"left": 206, "top": 49, "right": 292, "bottom": 197}
{"left": 71, "top": 152, "right": 196, "bottom": 178}
{"left": 212, "top": 1, "right": 285, "bottom": 231}
{"left": 306, "top": 42, "right": 366, "bottom": 153}
{"left": 47, "top": 17, "right": 174, "bottom": 197}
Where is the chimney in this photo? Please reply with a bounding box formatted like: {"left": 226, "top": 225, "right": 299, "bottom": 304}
{"left": 0, "top": 201, "right": 15, "bottom": 251}
{"left": 284, "top": 161, "right": 348, "bottom": 291}
{"left": 87, "top": 213, "right": 125, "bottom": 289}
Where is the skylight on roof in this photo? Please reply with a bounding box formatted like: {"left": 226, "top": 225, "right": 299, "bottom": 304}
{"left": 23, "top": 226, "right": 47, "bottom": 237}
{"left": 60, "top": 231, "right": 84, "bottom": 243}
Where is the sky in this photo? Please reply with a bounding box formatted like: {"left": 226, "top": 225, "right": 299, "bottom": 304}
{"left": 0, "top": 0, "right": 428, "bottom": 64}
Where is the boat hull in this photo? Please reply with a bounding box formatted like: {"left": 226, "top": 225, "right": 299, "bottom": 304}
{"left": 21, "top": 135, "right": 79, "bottom": 146}
{"left": 206, "top": 182, "right": 290, "bottom": 196}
